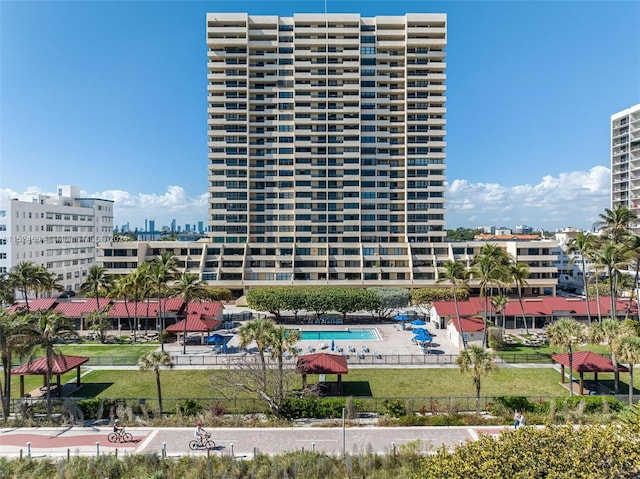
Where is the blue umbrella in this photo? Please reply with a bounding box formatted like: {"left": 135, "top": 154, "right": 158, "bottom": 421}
{"left": 413, "top": 330, "right": 432, "bottom": 340}
{"left": 410, "top": 319, "right": 426, "bottom": 326}
{"left": 331, "top": 339, "right": 335, "bottom": 351}
{"left": 395, "top": 314, "right": 409, "bottom": 321}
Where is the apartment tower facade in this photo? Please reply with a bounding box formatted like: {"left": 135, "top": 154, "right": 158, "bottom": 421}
{"left": 611, "top": 103, "right": 640, "bottom": 230}
{"left": 0, "top": 185, "right": 114, "bottom": 296}
{"left": 206, "top": 13, "right": 447, "bottom": 288}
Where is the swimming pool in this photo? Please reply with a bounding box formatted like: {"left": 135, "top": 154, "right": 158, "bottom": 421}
{"left": 292, "top": 328, "right": 380, "bottom": 341}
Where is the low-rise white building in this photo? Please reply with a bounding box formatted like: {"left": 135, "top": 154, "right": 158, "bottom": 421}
{"left": 0, "top": 185, "right": 113, "bottom": 294}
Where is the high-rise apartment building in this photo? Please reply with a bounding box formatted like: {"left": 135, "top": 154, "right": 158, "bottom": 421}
{"left": 0, "top": 185, "right": 113, "bottom": 295}
{"left": 97, "top": 12, "right": 558, "bottom": 297}
{"left": 611, "top": 103, "right": 640, "bottom": 226}
{"left": 205, "top": 13, "right": 447, "bottom": 285}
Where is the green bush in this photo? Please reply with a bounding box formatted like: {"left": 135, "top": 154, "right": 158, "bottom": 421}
{"left": 179, "top": 399, "right": 203, "bottom": 416}
{"left": 556, "top": 395, "right": 623, "bottom": 413}
{"left": 77, "top": 398, "right": 101, "bottom": 419}
{"left": 281, "top": 397, "right": 349, "bottom": 419}
{"left": 492, "top": 396, "right": 536, "bottom": 413}
{"left": 383, "top": 399, "right": 406, "bottom": 418}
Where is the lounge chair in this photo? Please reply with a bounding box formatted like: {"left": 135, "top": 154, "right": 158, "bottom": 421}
{"left": 319, "top": 343, "right": 328, "bottom": 350}
{"left": 307, "top": 345, "right": 315, "bottom": 353}
{"left": 361, "top": 345, "right": 370, "bottom": 353}
{"left": 358, "top": 352, "right": 365, "bottom": 360}
{"left": 374, "top": 351, "right": 382, "bottom": 359}
{"left": 348, "top": 345, "right": 356, "bottom": 353}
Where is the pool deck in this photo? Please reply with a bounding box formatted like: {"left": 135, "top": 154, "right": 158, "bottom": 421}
{"left": 172, "top": 320, "right": 460, "bottom": 359}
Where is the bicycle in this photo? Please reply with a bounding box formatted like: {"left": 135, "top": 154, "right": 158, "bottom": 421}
{"left": 189, "top": 431, "right": 215, "bottom": 450}
{"left": 108, "top": 428, "right": 133, "bottom": 443}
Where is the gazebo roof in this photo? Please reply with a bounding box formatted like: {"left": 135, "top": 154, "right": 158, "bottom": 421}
{"left": 166, "top": 316, "right": 221, "bottom": 333}
{"left": 551, "top": 350, "right": 629, "bottom": 373}
{"left": 11, "top": 355, "right": 90, "bottom": 376}
{"left": 296, "top": 353, "right": 349, "bottom": 375}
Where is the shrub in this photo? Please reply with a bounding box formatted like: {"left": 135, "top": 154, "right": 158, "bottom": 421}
{"left": 556, "top": 395, "right": 623, "bottom": 414}
{"left": 77, "top": 398, "right": 100, "bottom": 419}
{"left": 383, "top": 399, "right": 406, "bottom": 418}
{"left": 179, "top": 399, "right": 203, "bottom": 416}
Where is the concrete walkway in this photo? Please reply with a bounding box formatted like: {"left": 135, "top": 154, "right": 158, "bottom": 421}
{"left": 0, "top": 424, "right": 512, "bottom": 459}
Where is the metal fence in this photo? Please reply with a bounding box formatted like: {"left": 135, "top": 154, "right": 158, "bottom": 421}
{"left": 85, "top": 351, "right": 557, "bottom": 368}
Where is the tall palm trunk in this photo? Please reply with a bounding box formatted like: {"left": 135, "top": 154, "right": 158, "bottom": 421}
{"left": 582, "top": 258, "right": 592, "bottom": 326}
{"left": 625, "top": 261, "right": 639, "bottom": 321}
{"left": 595, "top": 276, "right": 602, "bottom": 322}
{"left": 155, "top": 370, "right": 163, "bottom": 415}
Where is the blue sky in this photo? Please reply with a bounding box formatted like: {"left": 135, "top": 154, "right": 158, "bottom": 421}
{"left": 2, "top": 0, "right": 639, "bottom": 231}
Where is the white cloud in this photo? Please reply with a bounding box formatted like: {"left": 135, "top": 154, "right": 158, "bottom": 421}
{"left": 1, "top": 165, "right": 612, "bottom": 232}
{"left": 97, "top": 186, "right": 209, "bottom": 229}
{"left": 446, "top": 166, "right": 611, "bottom": 230}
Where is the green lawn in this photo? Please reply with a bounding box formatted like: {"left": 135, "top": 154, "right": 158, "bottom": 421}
{"left": 56, "top": 344, "right": 158, "bottom": 358}
{"left": 74, "top": 367, "right": 573, "bottom": 401}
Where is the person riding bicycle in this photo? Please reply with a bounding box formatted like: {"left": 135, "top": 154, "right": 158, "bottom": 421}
{"left": 194, "top": 421, "right": 207, "bottom": 446}
{"left": 113, "top": 418, "right": 124, "bottom": 435}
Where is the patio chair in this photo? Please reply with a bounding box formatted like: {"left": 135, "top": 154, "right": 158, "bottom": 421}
{"left": 374, "top": 351, "right": 382, "bottom": 359}
{"left": 307, "top": 345, "right": 315, "bottom": 353}
{"left": 348, "top": 345, "right": 356, "bottom": 353}
{"left": 358, "top": 352, "right": 365, "bottom": 360}
{"left": 361, "top": 345, "right": 370, "bottom": 353}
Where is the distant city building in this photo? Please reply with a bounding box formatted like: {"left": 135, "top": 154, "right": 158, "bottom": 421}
{"left": 0, "top": 185, "right": 113, "bottom": 294}
{"left": 514, "top": 224, "right": 534, "bottom": 234}
{"left": 149, "top": 220, "right": 155, "bottom": 232}
{"left": 611, "top": 103, "right": 640, "bottom": 231}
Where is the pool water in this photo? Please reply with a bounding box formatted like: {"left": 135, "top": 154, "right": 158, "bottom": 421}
{"left": 293, "top": 328, "right": 380, "bottom": 341}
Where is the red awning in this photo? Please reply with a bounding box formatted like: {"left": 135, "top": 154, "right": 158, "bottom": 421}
{"left": 296, "top": 353, "right": 349, "bottom": 375}
{"left": 11, "top": 355, "right": 90, "bottom": 376}
{"left": 551, "top": 350, "right": 629, "bottom": 374}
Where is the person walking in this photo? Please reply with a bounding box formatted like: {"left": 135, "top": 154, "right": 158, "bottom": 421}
{"left": 514, "top": 411, "right": 522, "bottom": 429}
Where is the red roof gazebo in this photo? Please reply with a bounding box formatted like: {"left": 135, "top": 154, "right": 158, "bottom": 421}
{"left": 296, "top": 353, "right": 349, "bottom": 395}
{"left": 11, "top": 354, "right": 90, "bottom": 397}
{"left": 551, "top": 351, "right": 628, "bottom": 395}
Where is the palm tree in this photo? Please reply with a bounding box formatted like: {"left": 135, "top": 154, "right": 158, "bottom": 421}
{"left": 613, "top": 334, "right": 640, "bottom": 405}
{"left": 80, "top": 265, "right": 112, "bottom": 308}
{"left": 594, "top": 205, "right": 637, "bottom": 245}
{"left": 171, "top": 272, "right": 209, "bottom": 354}
{"left": 147, "top": 253, "right": 177, "bottom": 351}
{"left": 8, "top": 261, "right": 41, "bottom": 310}
{"left": 491, "top": 295, "right": 509, "bottom": 331}
{"left": 623, "top": 234, "right": 640, "bottom": 321}
{"left": 590, "top": 318, "right": 633, "bottom": 394}
{"left": 138, "top": 350, "right": 174, "bottom": 415}
{"left": 267, "top": 325, "right": 300, "bottom": 407}
{"left": 239, "top": 318, "right": 277, "bottom": 386}
{"left": 0, "top": 310, "right": 38, "bottom": 420}
{"left": 468, "top": 246, "right": 508, "bottom": 346}
{"left": 546, "top": 318, "right": 585, "bottom": 396}
{"left": 108, "top": 275, "right": 135, "bottom": 337}
{"left": 31, "top": 310, "right": 78, "bottom": 417}
{"left": 592, "top": 241, "right": 627, "bottom": 321}
{"left": 33, "top": 266, "right": 64, "bottom": 298}
{"left": 456, "top": 344, "right": 497, "bottom": 415}
{"left": 509, "top": 262, "right": 531, "bottom": 334}
{"left": 79, "top": 265, "right": 112, "bottom": 330}
{"left": 437, "top": 260, "right": 468, "bottom": 348}
{"left": 567, "top": 232, "right": 596, "bottom": 325}
{"left": 0, "top": 273, "right": 15, "bottom": 306}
